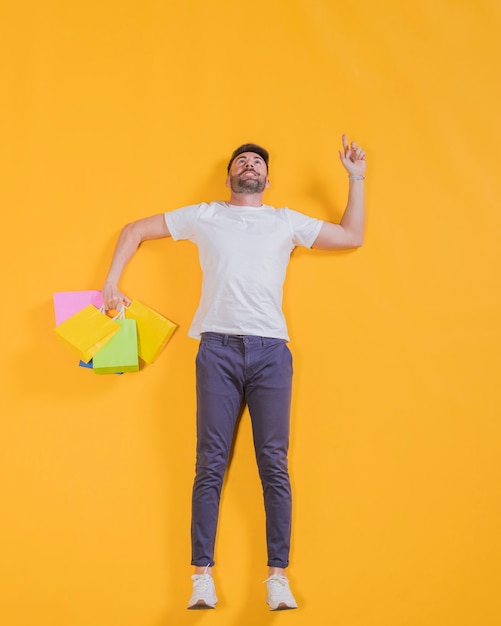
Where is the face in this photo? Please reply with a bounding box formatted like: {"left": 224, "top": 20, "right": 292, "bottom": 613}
{"left": 226, "top": 152, "right": 270, "bottom": 194}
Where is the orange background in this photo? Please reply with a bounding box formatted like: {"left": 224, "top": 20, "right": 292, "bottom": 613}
{"left": 1, "top": 1, "right": 500, "bottom": 625}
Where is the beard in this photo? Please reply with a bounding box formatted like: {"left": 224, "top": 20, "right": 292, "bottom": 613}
{"left": 229, "top": 172, "right": 267, "bottom": 194}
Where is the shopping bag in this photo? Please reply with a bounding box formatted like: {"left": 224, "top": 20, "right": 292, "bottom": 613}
{"left": 78, "top": 358, "right": 123, "bottom": 374}
{"left": 79, "top": 359, "right": 94, "bottom": 369}
{"left": 54, "top": 304, "right": 120, "bottom": 363}
{"left": 125, "top": 300, "right": 177, "bottom": 363}
{"left": 93, "top": 315, "right": 139, "bottom": 374}
{"left": 53, "top": 290, "right": 103, "bottom": 325}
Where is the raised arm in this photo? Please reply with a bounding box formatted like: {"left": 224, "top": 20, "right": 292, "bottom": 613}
{"left": 312, "top": 134, "right": 366, "bottom": 251}
{"left": 102, "top": 214, "right": 171, "bottom": 310}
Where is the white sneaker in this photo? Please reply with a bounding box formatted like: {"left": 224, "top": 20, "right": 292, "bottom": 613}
{"left": 187, "top": 566, "right": 218, "bottom": 609}
{"left": 264, "top": 574, "right": 298, "bottom": 610}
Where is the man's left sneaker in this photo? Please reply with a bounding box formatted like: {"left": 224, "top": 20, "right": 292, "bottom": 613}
{"left": 264, "top": 574, "right": 298, "bottom": 611}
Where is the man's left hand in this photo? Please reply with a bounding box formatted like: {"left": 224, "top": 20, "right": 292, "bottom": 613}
{"left": 338, "top": 134, "right": 366, "bottom": 177}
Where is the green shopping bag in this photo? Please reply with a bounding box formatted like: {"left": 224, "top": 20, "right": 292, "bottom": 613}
{"left": 92, "top": 316, "right": 139, "bottom": 374}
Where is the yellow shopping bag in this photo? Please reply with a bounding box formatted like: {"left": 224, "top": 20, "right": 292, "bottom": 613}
{"left": 125, "top": 300, "right": 177, "bottom": 364}
{"left": 54, "top": 304, "right": 121, "bottom": 363}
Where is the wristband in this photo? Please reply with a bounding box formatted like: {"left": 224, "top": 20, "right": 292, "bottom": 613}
{"left": 349, "top": 175, "right": 365, "bottom": 180}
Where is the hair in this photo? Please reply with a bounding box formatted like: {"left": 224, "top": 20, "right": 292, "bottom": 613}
{"left": 227, "top": 143, "right": 269, "bottom": 172}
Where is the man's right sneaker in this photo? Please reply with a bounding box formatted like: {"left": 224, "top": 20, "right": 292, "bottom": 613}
{"left": 264, "top": 574, "right": 298, "bottom": 610}
{"left": 187, "top": 566, "right": 218, "bottom": 610}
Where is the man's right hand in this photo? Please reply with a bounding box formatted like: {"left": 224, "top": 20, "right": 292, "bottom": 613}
{"left": 102, "top": 281, "right": 131, "bottom": 311}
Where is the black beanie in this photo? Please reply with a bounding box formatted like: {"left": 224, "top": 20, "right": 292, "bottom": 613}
{"left": 227, "top": 143, "right": 269, "bottom": 172}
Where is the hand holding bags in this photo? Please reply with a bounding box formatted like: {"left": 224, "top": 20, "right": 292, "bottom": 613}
{"left": 53, "top": 292, "right": 177, "bottom": 372}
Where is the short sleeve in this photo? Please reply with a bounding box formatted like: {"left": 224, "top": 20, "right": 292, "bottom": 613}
{"left": 284, "top": 208, "right": 324, "bottom": 248}
{"left": 164, "top": 203, "right": 204, "bottom": 241}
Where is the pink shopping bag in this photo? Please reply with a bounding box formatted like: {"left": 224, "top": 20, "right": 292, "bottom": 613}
{"left": 53, "top": 290, "right": 103, "bottom": 325}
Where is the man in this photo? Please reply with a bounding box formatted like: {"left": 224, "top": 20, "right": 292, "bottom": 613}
{"left": 102, "top": 135, "right": 366, "bottom": 610}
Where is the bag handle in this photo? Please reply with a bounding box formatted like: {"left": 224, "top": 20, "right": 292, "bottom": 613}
{"left": 99, "top": 305, "right": 125, "bottom": 320}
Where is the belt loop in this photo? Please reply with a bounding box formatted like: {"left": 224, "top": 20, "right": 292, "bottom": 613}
{"left": 261, "top": 336, "right": 265, "bottom": 346}
{"left": 223, "top": 334, "right": 229, "bottom": 346}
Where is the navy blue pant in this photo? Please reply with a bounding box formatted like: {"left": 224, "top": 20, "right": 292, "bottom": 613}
{"left": 191, "top": 332, "right": 293, "bottom": 568}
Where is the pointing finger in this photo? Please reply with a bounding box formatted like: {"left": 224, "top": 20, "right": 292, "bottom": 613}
{"left": 342, "top": 134, "right": 349, "bottom": 153}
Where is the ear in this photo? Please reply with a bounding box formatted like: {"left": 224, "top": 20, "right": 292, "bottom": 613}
{"left": 265, "top": 177, "right": 270, "bottom": 189}
{"left": 225, "top": 175, "right": 230, "bottom": 188}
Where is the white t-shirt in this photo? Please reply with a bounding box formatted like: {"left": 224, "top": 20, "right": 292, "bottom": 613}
{"left": 164, "top": 201, "right": 323, "bottom": 340}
